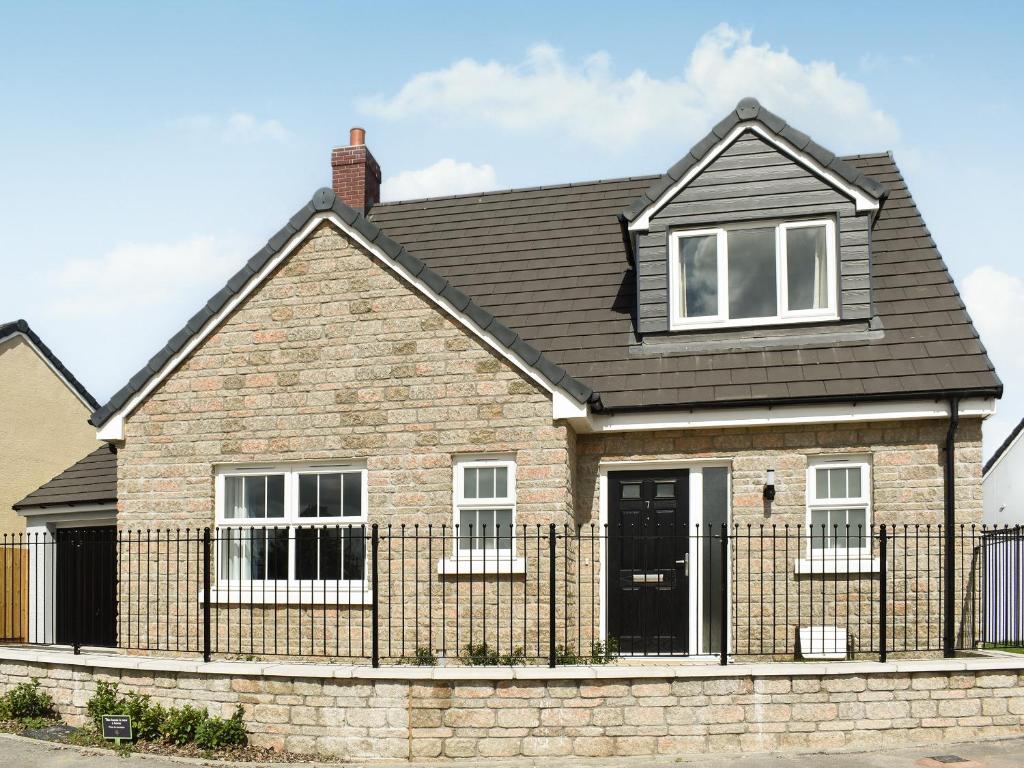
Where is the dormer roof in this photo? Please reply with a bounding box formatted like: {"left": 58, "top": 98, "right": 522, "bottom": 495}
{"left": 622, "top": 97, "right": 888, "bottom": 231}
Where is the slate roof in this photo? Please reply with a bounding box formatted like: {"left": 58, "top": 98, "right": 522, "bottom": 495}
{"left": 14, "top": 444, "right": 117, "bottom": 509}
{"left": 983, "top": 417, "right": 1024, "bottom": 476}
{"left": 370, "top": 153, "right": 1001, "bottom": 411}
{"left": 89, "top": 190, "right": 596, "bottom": 427}
{"left": 621, "top": 97, "right": 887, "bottom": 224}
{"left": 90, "top": 100, "right": 1001, "bottom": 424}
{"left": 0, "top": 319, "right": 99, "bottom": 410}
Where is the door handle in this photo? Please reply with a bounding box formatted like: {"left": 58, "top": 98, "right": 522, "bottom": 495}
{"left": 676, "top": 554, "right": 688, "bottom": 576}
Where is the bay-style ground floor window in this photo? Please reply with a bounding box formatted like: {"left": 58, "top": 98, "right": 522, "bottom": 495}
{"left": 214, "top": 464, "right": 370, "bottom": 603}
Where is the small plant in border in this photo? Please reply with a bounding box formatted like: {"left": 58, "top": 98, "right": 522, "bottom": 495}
{"left": 408, "top": 646, "right": 437, "bottom": 666}
{"left": 0, "top": 678, "right": 56, "bottom": 721}
{"left": 463, "top": 642, "right": 526, "bottom": 666}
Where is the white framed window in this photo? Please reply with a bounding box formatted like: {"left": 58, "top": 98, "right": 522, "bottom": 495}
{"left": 805, "top": 456, "right": 871, "bottom": 556}
{"left": 454, "top": 457, "right": 516, "bottom": 555}
{"left": 439, "top": 456, "right": 525, "bottom": 575}
{"left": 668, "top": 218, "right": 838, "bottom": 330}
{"left": 213, "top": 464, "right": 369, "bottom": 603}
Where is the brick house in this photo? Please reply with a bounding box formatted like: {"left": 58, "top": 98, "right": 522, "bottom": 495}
{"left": 17, "top": 98, "right": 1001, "bottom": 662}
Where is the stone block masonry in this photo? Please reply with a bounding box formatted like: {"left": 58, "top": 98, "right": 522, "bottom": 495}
{"left": 1, "top": 648, "right": 1021, "bottom": 760}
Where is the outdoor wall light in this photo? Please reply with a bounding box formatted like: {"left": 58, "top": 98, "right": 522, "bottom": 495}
{"left": 763, "top": 469, "right": 776, "bottom": 501}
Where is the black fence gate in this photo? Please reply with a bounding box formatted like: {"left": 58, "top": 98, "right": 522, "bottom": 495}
{"left": 56, "top": 526, "right": 117, "bottom": 647}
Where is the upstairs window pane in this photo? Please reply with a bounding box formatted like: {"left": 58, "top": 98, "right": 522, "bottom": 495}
{"left": 787, "top": 225, "right": 828, "bottom": 311}
{"left": 679, "top": 234, "right": 719, "bottom": 318}
{"left": 727, "top": 227, "right": 777, "bottom": 319}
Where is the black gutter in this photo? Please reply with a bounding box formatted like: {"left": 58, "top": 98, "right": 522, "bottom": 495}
{"left": 943, "top": 396, "right": 959, "bottom": 658}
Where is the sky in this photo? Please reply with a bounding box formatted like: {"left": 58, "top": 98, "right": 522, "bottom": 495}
{"left": 0, "top": 1, "right": 1021, "bottom": 459}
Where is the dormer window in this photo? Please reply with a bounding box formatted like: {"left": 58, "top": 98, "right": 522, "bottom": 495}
{"left": 668, "top": 218, "right": 838, "bottom": 330}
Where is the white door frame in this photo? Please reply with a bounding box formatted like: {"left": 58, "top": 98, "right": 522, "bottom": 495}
{"left": 598, "top": 459, "right": 732, "bottom": 657}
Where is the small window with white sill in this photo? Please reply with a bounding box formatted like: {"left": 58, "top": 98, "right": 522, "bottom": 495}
{"left": 801, "top": 457, "right": 875, "bottom": 568}
{"left": 441, "top": 457, "right": 524, "bottom": 574}
{"left": 669, "top": 218, "right": 837, "bottom": 330}
{"left": 215, "top": 465, "right": 369, "bottom": 602}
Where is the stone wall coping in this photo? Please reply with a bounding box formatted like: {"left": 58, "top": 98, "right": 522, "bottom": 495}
{"left": 2, "top": 646, "right": 1022, "bottom": 682}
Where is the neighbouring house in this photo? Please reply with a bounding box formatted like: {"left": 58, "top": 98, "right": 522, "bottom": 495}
{"left": 983, "top": 417, "right": 1024, "bottom": 525}
{"left": 13, "top": 98, "right": 1003, "bottom": 664}
{"left": 0, "top": 320, "right": 100, "bottom": 534}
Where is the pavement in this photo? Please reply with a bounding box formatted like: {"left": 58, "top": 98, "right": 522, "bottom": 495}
{"left": 1, "top": 733, "right": 1022, "bottom": 768}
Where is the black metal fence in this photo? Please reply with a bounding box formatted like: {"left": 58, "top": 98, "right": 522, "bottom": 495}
{"left": 0, "top": 523, "right": 1021, "bottom": 664}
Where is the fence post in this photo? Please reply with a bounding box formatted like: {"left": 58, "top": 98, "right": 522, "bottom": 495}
{"left": 371, "top": 524, "right": 380, "bottom": 668}
{"left": 548, "top": 523, "right": 557, "bottom": 668}
{"left": 72, "top": 534, "right": 81, "bottom": 655}
{"left": 719, "top": 525, "right": 728, "bottom": 666}
{"left": 879, "top": 525, "right": 887, "bottom": 664}
{"left": 202, "top": 527, "right": 211, "bottom": 663}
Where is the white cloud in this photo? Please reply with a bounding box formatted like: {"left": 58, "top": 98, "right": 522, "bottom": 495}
{"left": 360, "top": 24, "right": 898, "bottom": 151}
{"left": 175, "top": 113, "right": 290, "bottom": 143}
{"left": 381, "top": 159, "right": 497, "bottom": 201}
{"left": 962, "top": 266, "right": 1024, "bottom": 459}
{"left": 49, "top": 235, "right": 253, "bottom": 318}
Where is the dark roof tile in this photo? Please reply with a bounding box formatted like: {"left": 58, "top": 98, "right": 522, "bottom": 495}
{"left": 14, "top": 444, "right": 117, "bottom": 509}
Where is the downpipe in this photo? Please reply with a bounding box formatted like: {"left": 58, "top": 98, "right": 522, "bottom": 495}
{"left": 943, "top": 397, "right": 959, "bottom": 658}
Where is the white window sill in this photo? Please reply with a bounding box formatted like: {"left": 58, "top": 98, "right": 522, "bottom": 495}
{"left": 794, "top": 557, "right": 879, "bottom": 575}
{"left": 201, "top": 586, "right": 372, "bottom": 606}
{"left": 436, "top": 557, "right": 526, "bottom": 576}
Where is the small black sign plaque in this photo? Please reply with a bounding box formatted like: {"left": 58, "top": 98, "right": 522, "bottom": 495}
{"left": 101, "top": 715, "right": 132, "bottom": 742}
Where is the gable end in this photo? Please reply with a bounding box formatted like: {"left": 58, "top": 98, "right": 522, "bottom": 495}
{"left": 91, "top": 190, "right": 595, "bottom": 439}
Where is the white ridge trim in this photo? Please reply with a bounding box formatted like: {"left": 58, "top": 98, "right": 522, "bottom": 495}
{"left": 628, "top": 122, "right": 881, "bottom": 232}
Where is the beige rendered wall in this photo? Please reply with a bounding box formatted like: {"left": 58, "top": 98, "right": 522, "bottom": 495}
{"left": 0, "top": 334, "right": 100, "bottom": 533}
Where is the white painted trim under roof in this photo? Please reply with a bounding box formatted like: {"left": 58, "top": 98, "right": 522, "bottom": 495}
{"left": 627, "top": 122, "right": 882, "bottom": 233}
{"left": 95, "top": 211, "right": 586, "bottom": 441}
{"left": 574, "top": 397, "right": 995, "bottom": 434}
{"left": 3, "top": 331, "right": 96, "bottom": 411}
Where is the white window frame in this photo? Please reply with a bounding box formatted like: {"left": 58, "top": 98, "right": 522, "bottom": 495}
{"left": 212, "top": 463, "right": 370, "bottom": 604}
{"left": 797, "top": 456, "right": 878, "bottom": 574}
{"left": 439, "top": 456, "right": 525, "bottom": 575}
{"left": 668, "top": 218, "right": 839, "bottom": 330}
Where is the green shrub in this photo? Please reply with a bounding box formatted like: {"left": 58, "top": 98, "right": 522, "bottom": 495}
{"left": 122, "top": 693, "right": 166, "bottom": 741}
{"left": 462, "top": 643, "right": 526, "bottom": 666}
{"left": 0, "top": 679, "right": 56, "bottom": 721}
{"left": 409, "top": 647, "right": 437, "bottom": 666}
{"left": 194, "top": 706, "right": 246, "bottom": 750}
{"left": 85, "top": 681, "right": 121, "bottom": 731}
{"left": 161, "top": 704, "right": 208, "bottom": 746}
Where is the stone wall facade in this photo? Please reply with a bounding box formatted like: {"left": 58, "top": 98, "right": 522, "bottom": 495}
{"left": 575, "top": 418, "right": 985, "bottom": 658}
{"left": 1, "top": 650, "right": 1021, "bottom": 760}
{"left": 115, "top": 223, "right": 574, "bottom": 657}
{"left": 109, "top": 219, "right": 988, "bottom": 662}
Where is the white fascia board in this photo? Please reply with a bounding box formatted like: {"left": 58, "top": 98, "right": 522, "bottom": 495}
{"left": 95, "top": 212, "right": 580, "bottom": 441}
{"left": 583, "top": 397, "right": 995, "bottom": 434}
{"left": 628, "top": 123, "right": 880, "bottom": 232}
{"left": 16, "top": 505, "right": 116, "bottom": 527}
{"left": 7, "top": 331, "right": 95, "bottom": 411}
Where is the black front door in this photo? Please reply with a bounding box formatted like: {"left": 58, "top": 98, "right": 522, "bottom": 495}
{"left": 56, "top": 526, "right": 117, "bottom": 647}
{"left": 608, "top": 470, "right": 689, "bottom": 655}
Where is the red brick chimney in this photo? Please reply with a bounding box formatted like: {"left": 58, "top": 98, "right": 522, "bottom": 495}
{"left": 331, "top": 127, "right": 381, "bottom": 213}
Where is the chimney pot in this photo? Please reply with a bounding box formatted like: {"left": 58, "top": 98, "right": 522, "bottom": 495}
{"left": 349, "top": 127, "right": 366, "bottom": 146}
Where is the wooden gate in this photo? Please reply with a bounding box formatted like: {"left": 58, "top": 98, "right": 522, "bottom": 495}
{"left": 0, "top": 547, "right": 29, "bottom": 641}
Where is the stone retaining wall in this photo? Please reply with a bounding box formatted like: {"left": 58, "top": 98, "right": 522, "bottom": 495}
{"left": 0, "top": 649, "right": 1021, "bottom": 760}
